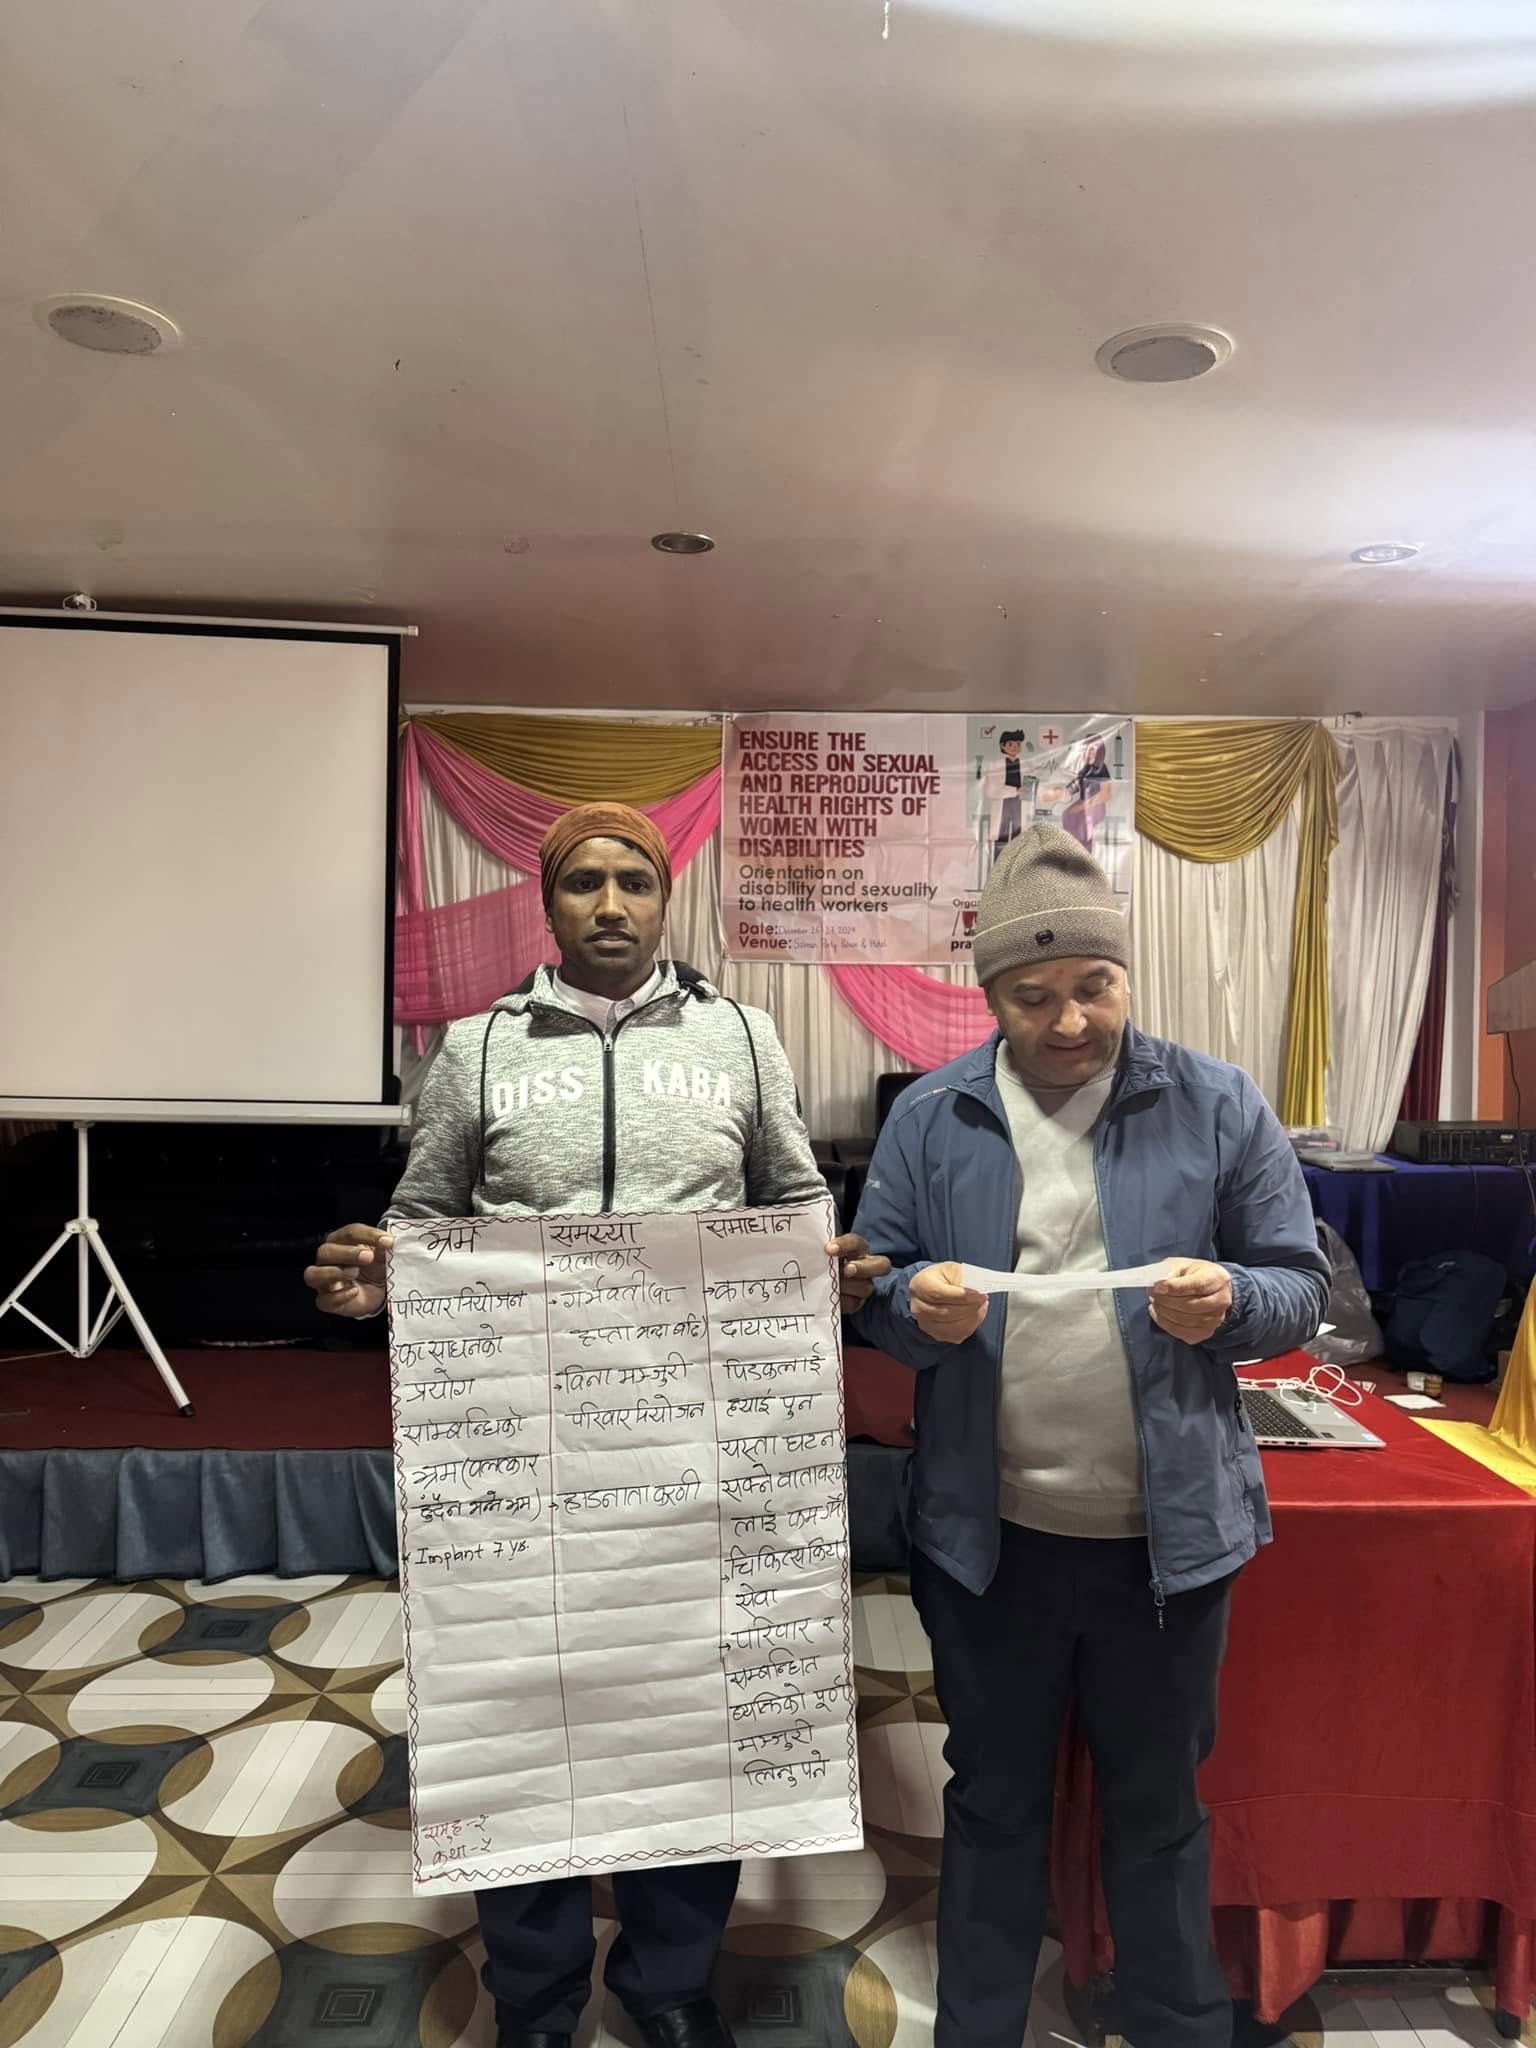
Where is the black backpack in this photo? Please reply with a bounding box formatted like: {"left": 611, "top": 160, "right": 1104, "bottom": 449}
{"left": 1384, "top": 1250, "right": 1507, "bottom": 1384}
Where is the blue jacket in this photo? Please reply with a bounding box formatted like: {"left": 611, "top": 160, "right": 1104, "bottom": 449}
{"left": 851, "top": 1026, "right": 1330, "bottom": 1602}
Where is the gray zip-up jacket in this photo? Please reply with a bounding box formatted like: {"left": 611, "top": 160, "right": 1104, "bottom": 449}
{"left": 388, "top": 961, "right": 827, "bottom": 1219}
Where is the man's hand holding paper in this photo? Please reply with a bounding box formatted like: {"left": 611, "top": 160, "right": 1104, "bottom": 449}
{"left": 1148, "top": 1258, "right": 1234, "bottom": 1345}
{"left": 909, "top": 1260, "right": 990, "bottom": 1344}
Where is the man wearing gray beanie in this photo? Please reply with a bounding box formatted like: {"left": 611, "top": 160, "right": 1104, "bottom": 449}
{"left": 851, "top": 824, "right": 1328, "bottom": 2048}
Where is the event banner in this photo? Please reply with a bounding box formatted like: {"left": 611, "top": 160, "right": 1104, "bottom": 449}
{"left": 386, "top": 1198, "right": 862, "bottom": 1895}
{"left": 721, "top": 713, "right": 1133, "bottom": 964}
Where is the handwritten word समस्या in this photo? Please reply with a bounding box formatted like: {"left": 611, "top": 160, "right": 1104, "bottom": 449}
{"left": 545, "top": 1220, "right": 643, "bottom": 1251}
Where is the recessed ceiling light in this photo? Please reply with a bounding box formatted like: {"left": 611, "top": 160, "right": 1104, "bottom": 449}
{"left": 651, "top": 531, "right": 715, "bottom": 555}
{"left": 1351, "top": 543, "right": 1419, "bottom": 564}
{"left": 1095, "top": 324, "right": 1233, "bottom": 383}
{"left": 35, "top": 294, "right": 183, "bottom": 355}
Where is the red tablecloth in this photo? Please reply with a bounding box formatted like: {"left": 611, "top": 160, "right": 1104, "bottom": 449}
{"left": 1050, "top": 1361, "right": 1536, "bottom": 2024}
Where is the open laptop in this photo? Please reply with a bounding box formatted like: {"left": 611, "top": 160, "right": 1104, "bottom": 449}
{"left": 1240, "top": 1384, "right": 1385, "bottom": 1449}
{"left": 1294, "top": 1148, "right": 1396, "bottom": 1174}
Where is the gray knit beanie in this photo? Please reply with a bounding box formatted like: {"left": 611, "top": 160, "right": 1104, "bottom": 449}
{"left": 972, "top": 823, "right": 1128, "bottom": 986}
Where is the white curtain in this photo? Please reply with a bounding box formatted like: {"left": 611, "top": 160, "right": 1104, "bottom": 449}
{"left": 1128, "top": 725, "right": 1452, "bottom": 1145}
{"left": 1129, "top": 807, "right": 1299, "bottom": 1109}
{"left": 1324, "top": 722, "right": 1452, "bottom": 1152}
{"left": 668, "top": 834, "right": 977, "bottom": 1143}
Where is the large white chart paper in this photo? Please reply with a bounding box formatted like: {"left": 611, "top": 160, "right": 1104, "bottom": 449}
{"left": 386, "top": 1198, "right": 862, "bottom": 1895}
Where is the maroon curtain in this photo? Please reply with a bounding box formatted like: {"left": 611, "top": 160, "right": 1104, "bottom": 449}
{"left": 1398, "top": 760, "right": 1457, "bottom": 1123}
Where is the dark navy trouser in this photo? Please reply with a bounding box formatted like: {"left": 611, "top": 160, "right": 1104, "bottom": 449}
{"left": 911, "top": 1524, "right": 1234, "bottom": 2048}
{"left": 478, "top": 1861, "right": 741, "bottom": 2037}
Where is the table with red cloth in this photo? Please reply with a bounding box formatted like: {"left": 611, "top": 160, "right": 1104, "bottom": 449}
{"left": 1045, "top": 1363, "right": 1536, "bottom": 2030}
{"left": 844, "top": 1341, "right": 1536, "bottom": 2024}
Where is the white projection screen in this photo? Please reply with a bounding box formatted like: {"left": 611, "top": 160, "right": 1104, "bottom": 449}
{"left": 0, "top": 618, "right": 400, "bottom": 1120}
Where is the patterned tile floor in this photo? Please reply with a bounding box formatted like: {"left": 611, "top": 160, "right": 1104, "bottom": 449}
{"left": 0, "top": 1573, "right": 1523, "bottom": 2047}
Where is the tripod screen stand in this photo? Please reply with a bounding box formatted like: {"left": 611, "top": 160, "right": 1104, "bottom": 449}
{"left": 0, "top": 1121, "right": 194, "bottom": 1417}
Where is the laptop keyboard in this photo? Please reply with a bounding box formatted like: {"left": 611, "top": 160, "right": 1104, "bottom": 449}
{"left": 1241, "top": 1389, "right": 1326, "bottom": 1441}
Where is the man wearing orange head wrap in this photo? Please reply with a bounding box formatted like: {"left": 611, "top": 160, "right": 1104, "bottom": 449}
{"left": 306, "top": 802, "right": 884, "bottom": 2048}
{"left": 537, "top": 800, "right": 674, "bottom": 916}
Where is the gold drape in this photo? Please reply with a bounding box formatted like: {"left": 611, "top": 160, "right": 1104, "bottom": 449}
{"left": 1135, "top": 721, "right": 1342, "bottom": 1126}
{"left": 1423, "top": 1287, "right": 1536, "bottom": 1494}
{"left": 408, "top": 712, "right": 719, "bottom": 804}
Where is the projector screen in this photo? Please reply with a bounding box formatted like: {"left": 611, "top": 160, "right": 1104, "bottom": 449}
{"left": 0, "top": 618, "right": 399, "bottom": 1120}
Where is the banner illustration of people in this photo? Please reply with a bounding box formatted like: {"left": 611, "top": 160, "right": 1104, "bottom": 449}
{"left": 969, "top": 720, "right": 1129, "bottom": 887}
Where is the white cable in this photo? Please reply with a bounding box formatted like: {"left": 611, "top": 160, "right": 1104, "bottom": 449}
{"left": 1241, "top": 1360, "right": 1365, "bottom": 1409}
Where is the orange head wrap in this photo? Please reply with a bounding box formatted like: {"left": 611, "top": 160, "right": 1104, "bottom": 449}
{"left": 538, "top": 802, "right": 672, "bottom": 912}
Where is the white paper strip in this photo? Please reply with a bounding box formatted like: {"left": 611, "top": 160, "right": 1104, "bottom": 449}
{"left": 387, "top": 1198, "right": 862, "bottom": 1895}
{"left": 958, "top": 1259, "right": 1174, "bottom": 1295}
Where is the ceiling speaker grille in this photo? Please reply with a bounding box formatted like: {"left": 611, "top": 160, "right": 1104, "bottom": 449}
{"left": 36, "top": 295, "right": 182, "bottom": 355}
{"left": 1095, "top": 324, "right": 1232, "bottom": 383}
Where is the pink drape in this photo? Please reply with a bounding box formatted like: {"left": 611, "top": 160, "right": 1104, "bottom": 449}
{"left": 394, "top": 729, "right": 723, "bottom": 1027}
{"left": 825, "top": 964, "right": 992, "bottom": 1069}
{"left": 395, "top": 876, "right": 560, "bottom": 1026}
{"left": 403, "top": 723, "right": 722, "bottom": 881}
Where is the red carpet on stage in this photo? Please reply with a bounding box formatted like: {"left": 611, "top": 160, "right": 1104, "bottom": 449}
{"left": 2, "top": 1344, "right": 922, "bottom": 1455}
{"left": 0, "top": 1347, "right": 393, "bottom": 1451}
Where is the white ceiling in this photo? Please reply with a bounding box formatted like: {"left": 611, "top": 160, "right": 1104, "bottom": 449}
{"left": 5, "top": 0, "right": 1536, "bottom": 714}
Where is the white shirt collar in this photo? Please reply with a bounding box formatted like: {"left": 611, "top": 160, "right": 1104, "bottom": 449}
{"left": 550, "top": 963, "right": 664, "bottom": 1035}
